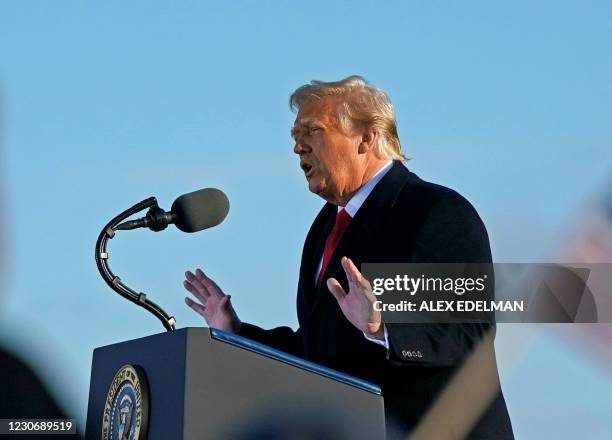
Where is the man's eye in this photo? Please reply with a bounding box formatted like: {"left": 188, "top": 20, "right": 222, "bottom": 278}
{"left": 309, "top": 127, "right": 322, "bottom": 133}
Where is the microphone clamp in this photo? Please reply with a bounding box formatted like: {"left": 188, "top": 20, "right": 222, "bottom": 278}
{"left": 115, "top": 205, "right": 177, "bottom": 232}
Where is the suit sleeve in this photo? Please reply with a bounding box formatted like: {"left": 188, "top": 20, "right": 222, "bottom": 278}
{"left": 238, "top": 323, "right": 304, "bottom": 358}
{"left": 386, "top": 192, "right": 494, "bottom": 367}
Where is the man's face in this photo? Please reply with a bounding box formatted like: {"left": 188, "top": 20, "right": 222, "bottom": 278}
{"left": 292, "top": 99, "right": 364, "bottom": 205}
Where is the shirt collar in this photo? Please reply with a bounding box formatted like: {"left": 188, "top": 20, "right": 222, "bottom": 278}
{"left": 340, "top": 160, "right": 393, "bottom": 217}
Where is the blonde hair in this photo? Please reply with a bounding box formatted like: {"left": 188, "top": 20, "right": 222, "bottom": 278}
{"left": 289, "top": 75, "right": 405, "bottom": 161}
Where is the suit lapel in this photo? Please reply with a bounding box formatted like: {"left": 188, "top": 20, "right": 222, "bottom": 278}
{"left": 309, "top": 161, "right": 415, "bottom": 315}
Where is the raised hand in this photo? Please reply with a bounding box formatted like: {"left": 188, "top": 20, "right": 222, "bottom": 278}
{"left": 327, "top": 257, "right": 384, "bottom": 340}
{"left": 183, "top": 268, "right": 241, "bottom": 333}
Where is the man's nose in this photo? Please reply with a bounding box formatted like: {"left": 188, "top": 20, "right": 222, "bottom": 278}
{"left": 293, "top": 139, "right": 308, "bottom": 155}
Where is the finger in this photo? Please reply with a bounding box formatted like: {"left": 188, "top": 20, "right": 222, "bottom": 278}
{"left": 185, "top": 271, "right": 211, "bottom": 298}
{"left": 184, "top": 297, "right": 206, "bottom": 318}
{"left": 345, "top": 259, "right": 376, "bottom": 299}
{"left": 327, "top": 278, "right": 347, "bottom": 303}
{"left": 340, "top": 257, "right": 354, "bottom": 283}
{"left": 361, "top": 277, "right": 375, "bottom": 298}
{"left": 184, "top": 280, "right": 208, "bottom": 305}
{"left": 220, "top": 294, "right": 231, "bottom": 309}
{"left": 345, "top": 258, "right": 363, "bottom": 285}
{"left": 195, "top": 268, "right": 224, "bottom": 298}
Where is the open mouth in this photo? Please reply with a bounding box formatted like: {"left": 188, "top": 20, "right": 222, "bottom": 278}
{"left": 301, "top": 163, "right": 313, "bottom": 178}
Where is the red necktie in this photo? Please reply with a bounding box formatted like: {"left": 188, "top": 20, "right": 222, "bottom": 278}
{"left": 316, "top": 208, "right": 352, "bottom": 287}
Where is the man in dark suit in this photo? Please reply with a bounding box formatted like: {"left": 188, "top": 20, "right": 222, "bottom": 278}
{"left": 182, "top": 76, "right": 513, "bottom": 439}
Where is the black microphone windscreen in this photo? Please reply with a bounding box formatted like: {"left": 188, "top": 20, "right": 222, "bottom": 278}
{"left": 171, "top": 188, "right": 229, "bottom": 233}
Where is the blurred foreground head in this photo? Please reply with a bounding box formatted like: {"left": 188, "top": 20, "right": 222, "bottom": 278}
{"left": 0, "top": 89, "right": 78, "bottom": 438}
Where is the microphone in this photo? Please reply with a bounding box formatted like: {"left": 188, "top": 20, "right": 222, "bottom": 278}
{"left": 116, "top": 188, "right": 230, "bottom": 233}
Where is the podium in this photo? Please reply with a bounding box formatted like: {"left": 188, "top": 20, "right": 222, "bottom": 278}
{"left": 85, "top": 328, "right": 385, "bottom": 439}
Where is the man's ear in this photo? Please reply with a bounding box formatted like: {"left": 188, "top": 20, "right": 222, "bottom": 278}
{"left": 358, "top": 129, "right": 378, "bottom": 154}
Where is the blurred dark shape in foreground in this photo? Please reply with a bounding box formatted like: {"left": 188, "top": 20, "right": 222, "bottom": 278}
{"left": 0, "top": 348, "right": 67, "bottom": 418}
{"left": 0, "top": 348, "right": 79, "bottom": 438}
{"left": 0, "top": 94, "right": 81, "bottom": 438}
{"left": 554, "top": 172, "right": 612, "bottom": 371}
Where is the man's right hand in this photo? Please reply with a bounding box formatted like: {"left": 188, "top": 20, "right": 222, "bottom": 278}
{"left": 182, "top": 269, "right": 241, "bottom": 334}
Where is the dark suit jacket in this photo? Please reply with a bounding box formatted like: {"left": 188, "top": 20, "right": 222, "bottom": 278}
{"left": 240, "top": 161, "right": 513, "bottom": 439}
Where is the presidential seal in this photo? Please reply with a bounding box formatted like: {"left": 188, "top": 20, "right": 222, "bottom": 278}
{"left": 101, "top": 364, "right": 149, "bottom": 440}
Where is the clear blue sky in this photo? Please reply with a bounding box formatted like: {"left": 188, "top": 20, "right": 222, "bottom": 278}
{"left": 1, "top": 1, "right": 611, "bottom": 437}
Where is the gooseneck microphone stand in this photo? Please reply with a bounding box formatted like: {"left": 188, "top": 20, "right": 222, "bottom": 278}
{"left": 95, "top": 197, "right": 176, "bottom": 331}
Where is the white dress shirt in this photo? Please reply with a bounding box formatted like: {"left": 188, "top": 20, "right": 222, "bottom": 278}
{"left": 315, "top": 160, "right": 393, "bottom": 349}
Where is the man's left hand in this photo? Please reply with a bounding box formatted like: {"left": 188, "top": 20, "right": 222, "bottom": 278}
{"left": 327, "top": 257, "right": 384, "bottom": 340}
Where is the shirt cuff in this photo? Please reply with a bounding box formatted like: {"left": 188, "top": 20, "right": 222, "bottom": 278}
{"left": 363, "top": 324, "right": 389, "bottom": 349}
